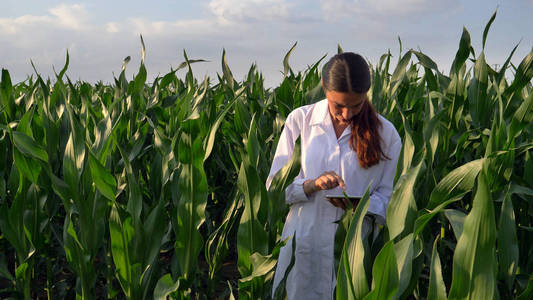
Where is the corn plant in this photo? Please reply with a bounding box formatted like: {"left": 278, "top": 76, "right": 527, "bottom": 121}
{"left": 0, "top": 11, "right": 532, "bottom": 300}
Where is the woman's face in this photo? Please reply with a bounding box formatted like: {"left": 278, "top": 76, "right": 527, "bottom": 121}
{"left": 325, "top": 90, "right": 367, "bottom": 126}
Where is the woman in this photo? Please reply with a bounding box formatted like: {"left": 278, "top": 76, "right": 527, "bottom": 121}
{"left": 266, "top": 52, "right": 402, "bottom": 299}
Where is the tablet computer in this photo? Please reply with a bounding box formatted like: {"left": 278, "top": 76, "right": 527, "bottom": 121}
{"left": 325, "top": 195, "right": 362, "bottom": 204}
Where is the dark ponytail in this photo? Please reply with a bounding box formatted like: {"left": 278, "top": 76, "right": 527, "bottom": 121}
{"left": 322, "top": 53, "right": 389, "bottom": 168}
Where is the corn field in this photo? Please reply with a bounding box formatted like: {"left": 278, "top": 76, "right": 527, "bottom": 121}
{"left": 1, "top": 13, "right": 533, "bottom": 299}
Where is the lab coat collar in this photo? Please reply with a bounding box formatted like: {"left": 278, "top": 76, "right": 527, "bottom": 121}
{"left": 310, "top": 98, "right": 352, "bottom": 140}
{"left": 309, "top": 99, "right": 330, "bottom": 126}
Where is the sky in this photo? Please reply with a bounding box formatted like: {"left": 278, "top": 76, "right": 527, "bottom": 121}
{"left": 1, "top": 0, "right": 532, "bottom": 87}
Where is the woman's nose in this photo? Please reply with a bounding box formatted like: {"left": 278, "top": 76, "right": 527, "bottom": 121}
{"left": 342, "top": 109, "right": 353, "bottom": 120}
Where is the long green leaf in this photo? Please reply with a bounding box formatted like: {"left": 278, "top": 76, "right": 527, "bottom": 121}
{"left": 448, "top": 166, "right": 497, "bottom": 300}
{"left": 109, "top": 204, "right": 134, "bottom": 297}
{"left": 222, "top": 48, "right": 235, "bottom": 89}
{"left": 427, "top": 159, "right": 484, "bottom": 210}
{"left": 364, "top": 241, "right": 399, "bottom": 300}
{"left": 393, "top": 234, "right": 415, "bottom": 298}
{"left": 387, "top": 160, "right": 423, "bottom": 240}
{"left": 154, "top": 274, "right": 180, "bottom": 300}
{"left": 497, "top": 186, "right": 518, "bottom": 291}
{"left": 283, "top": 42, "right": 297, "bottom": 77}
{"left": 428, "top": 235, "right": 447, "bottom": 300}
{"left": 336, "top": 188, "right": 371, "bottom": 300}
{"left": 450, "top": 27, "right": 471, "bottom": 75}
{"left": 12, "top": 131, "right": 48, "bottom": 163}
{"left": 175, "top": 119, "right": 208, "bottom": 280}
{"left": 482, "top": 10, "right": 497, "bottom": 50}
{"left": 468, "top": 52, "right": 489, "bottom": 127}
{"left": 444, "top": 209, "right": 467, "bottom": 241}
{"left": 504, "top": 50, "right": 533, "bottom": 98}
{"left": 89, "top": 152, "right": 116, "bottom": 201}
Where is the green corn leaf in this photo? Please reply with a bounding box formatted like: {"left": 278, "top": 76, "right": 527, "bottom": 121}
{"left": 117, "top": 145, "right": 143, "bottom": 222}
{"left": 273, "top": 235, "right": 296, "bottom": 300}
{"left": 0, "top": 254, "right": 15, "bottom": 282}
{"left": 517, "top": 275, "right": 533, "bottom": 300}
{"left": 140, "top": 201, "right": 166, "bottom": 273}
{"left": 88, "top": 152, "right": 116, "bottom": 201}
{"left": 203, "top": 87, "right": 244, "bottom": 162}
{"left": 427, "top": 159, "right": 484, "bottom": 210}
{"left": 497, "top": 186, "right": 518, "bottom": 291}
{"left": 237, "top": 155, "right": 269, "bottom": 275}
{"left": 468, "top": 52, "right": 489, "bottom": 127}
{"left": 393, "top": 234, "right": 415, "bottom": 298}
{"left": 109, "top": 204, "right": 134, "bottom": 297}
{"left": 12, "top": 131, "right": 48, "bottom": 163}
{"left": 391, "top": 50, "right": 412, "bottom": 84}
{"left": 0, "top": 197, "right": 30, "bottom": 262}
{"left": 64, "top": 102, "right": 86, "bottom": 170}
{"left": 387, "top": 159, "right": 423, "bottom": 241}
{"left": 363, "top": 241, "right": 399, "bottom": 300}
{"left": 450, "top": 27, "right": 472, "bottom": 75}
{"left": 0, "top": 69, "right": 15, "bottom": 119}
{"left": 228, "top": 280, "right": 236, "bottom": 300}
{"left": 482, "top": 10, "right": 497, "bottom": 50}
{"left": 92, "top": 112, "right": 118, "bottom": 160}
{"left": 413, "top": 193, "right": 466, "bottom": 237}
{"left": 57, "top": 50, "right": 70, "bottom": 80}
{"left": 63, "top": 212, "right": 97, "bottom": 298}
{"left": 267, "top": 137, "right": 301, "bottom": 231}
{"left": 413, "top": 50, "right": 439, "bottom": 72}
{"left": 17, "top": 106, "right": 35, "bottom": 138}
{"left": 444, "top": 209, "right": 467, "bottom": 241}
{"left": 13, "top": 148, "right": 41, "bottom": 184}
{"left": 236, "top": 117, "right": 269, "bottom": 277}
{"left": 448, "top": 166, "right": 497, "bottom": 300}
{"left": 246, "top": 114, "right": 264, "bottom": 169}
{"left": 395, "top": 108, "right": 418, "bottom": 180}
{"left": 140, "top": 34, "right": 146, "bottom": 64}
{"left": 154, "top": 274, "right": 181, "bottom": 300}
{"left": 336, "top": 187, "right": 371, "bottom": 300}
{"left": 504, "top": 50, "right": 533, "bottom": 98}
{"left": 14, "top": 261, "right": 30, "bottom": 287}
{"left": 496, "top": 43, "right": 519, "bottom": 84}
{"left": 222, "top": 48, "right": 235, "bottom": 89}
{"left": 283, "top": 42, "right": 297, "bottom": 78}
{"left": 338, "top": 44, "right": 344, "bottom": 54}
{"left": 239, "top": 251, "right": 278, "bottom": 283}
{"left": 175, "top": 119, "right": 208, "bottom": 280}
{"left": 428, "top": 235, "right": 447, "bottom": 300}
{"left": 206, "top": 195, "right": 242, "bottom": 280}
{"left": 509, "top": 89, "right": 533, "bottom": 139}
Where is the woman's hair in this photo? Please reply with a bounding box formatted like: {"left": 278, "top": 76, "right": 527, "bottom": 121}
{"left": 322, "top": 52, "right": 389, "bottom": 169}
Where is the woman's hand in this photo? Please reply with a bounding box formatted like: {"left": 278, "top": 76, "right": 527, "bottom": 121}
{"left": 303, "top": 171, "right": 346, "bottom": 196}
{"left": 326, "top": 197, "right": 352, "bottom": 210}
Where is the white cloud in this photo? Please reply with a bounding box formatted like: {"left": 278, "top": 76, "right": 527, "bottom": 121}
{"left": 1, "top": 0, "right": 526, "bottom": 90}
{"left": 48, "top": 4, "right": 89, "bottom": 30}
{"left": 0, "top": 2, "right": 298, "bottom": 85}
{"left": 125, "top": 18, "right": 221, "bottom": 36}
{"left": 0, "top": 15, "right": 51, "bottom": 34}
{"left": 106, "top": 22, "right": 120, "bottom": 33}
{"left": 0, "top": 4, "right": 90, "bottom": 34}
{"left": 208, "top": 0, "right": 290, "bottom": 24}
{"left": 320, "top": 0, "right": 458, "bottom": 20}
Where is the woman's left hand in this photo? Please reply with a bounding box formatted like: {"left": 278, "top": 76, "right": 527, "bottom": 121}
{"left": 325, "top": 197, "right": 351, "bottom": 210}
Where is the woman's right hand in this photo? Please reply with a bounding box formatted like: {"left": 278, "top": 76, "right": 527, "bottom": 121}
{"left": 303, "top": 171, "right": 346, "bottom": 196}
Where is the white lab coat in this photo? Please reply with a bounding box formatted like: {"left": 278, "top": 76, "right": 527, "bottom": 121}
{"left": 267, "top": 99, "right": 402, "bottom": 300}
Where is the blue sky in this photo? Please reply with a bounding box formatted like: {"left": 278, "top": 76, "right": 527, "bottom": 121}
{"left": 1, "top": 0, "right": 532, "bottom": 87}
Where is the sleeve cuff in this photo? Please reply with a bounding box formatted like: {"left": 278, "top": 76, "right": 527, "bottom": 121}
{"left": 368, "top": 194, "right": 387, "bottom": 225}
{"left": 285, "top": 178, "right": 310, "bottom": 204}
